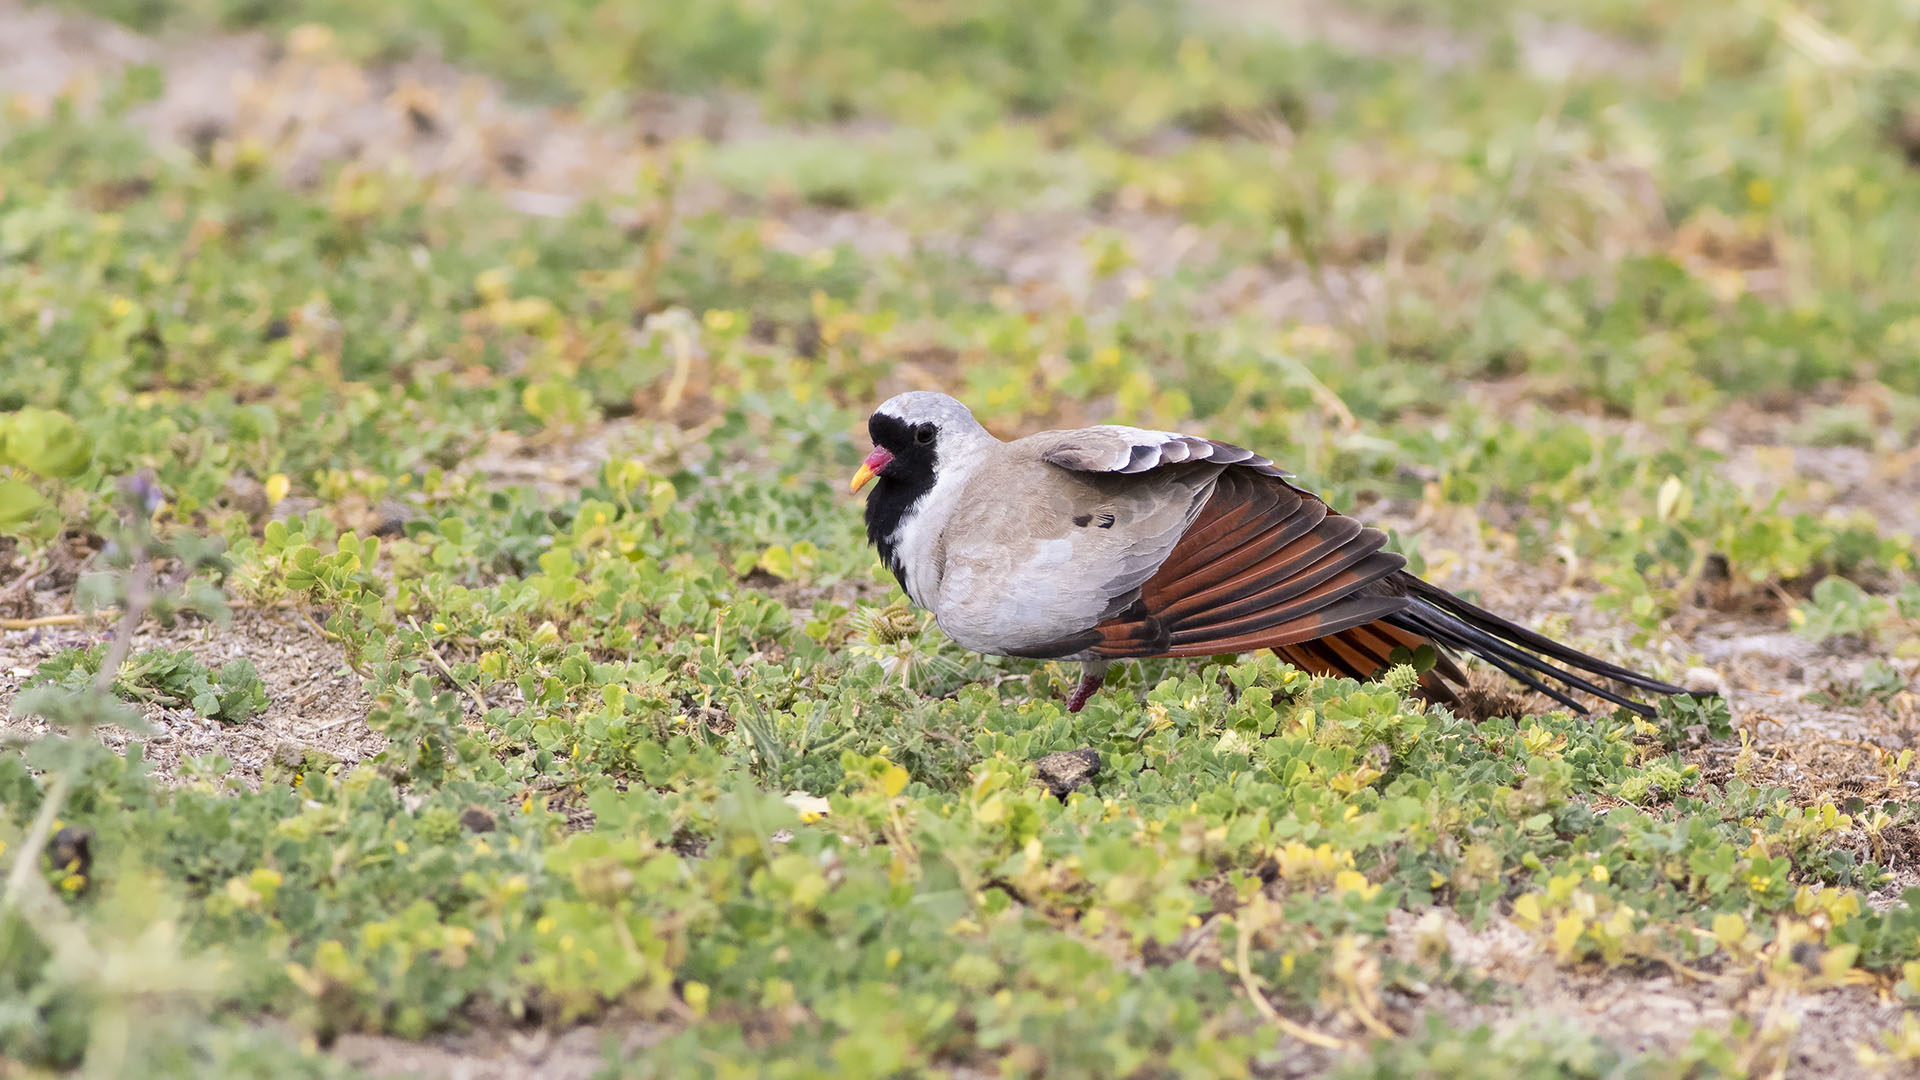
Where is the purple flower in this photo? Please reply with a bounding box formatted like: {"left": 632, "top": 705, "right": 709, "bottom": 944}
{"left": 120, "top": 471, "right": 163, "bottom": 515}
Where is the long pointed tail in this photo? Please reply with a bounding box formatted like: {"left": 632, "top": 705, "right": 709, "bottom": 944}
{"left": 1277, "top": 574, "right": 1695, "bottom": 717}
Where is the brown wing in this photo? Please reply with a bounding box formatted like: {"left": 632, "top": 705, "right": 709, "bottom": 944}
{"left": 1049, "top": 462, "right": 1689, "bottom": 717}
{"left": 1086, "top": 469, "right": 1418, "bottom": 659}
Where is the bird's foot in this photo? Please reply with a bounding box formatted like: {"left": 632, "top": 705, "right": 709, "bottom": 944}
{"left": 1066, "top": 668, "right": 1107, "bottom": 713}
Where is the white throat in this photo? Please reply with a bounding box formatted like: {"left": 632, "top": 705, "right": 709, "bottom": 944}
{"left": 887, "top": 449, "right": 983, "bottom": 607}
{"left": 888, "top": 452, "right": 984, "bottom": 607}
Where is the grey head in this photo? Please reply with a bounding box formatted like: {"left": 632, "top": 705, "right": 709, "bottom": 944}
{"left": 855, "top": 391, "right": 998, "bottom": 589}
{"left": 870, "top": 391, "right": 992, "bottom": 442}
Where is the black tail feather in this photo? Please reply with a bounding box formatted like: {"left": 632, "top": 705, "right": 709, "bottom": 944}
{"left": 1384, "top": 576, "right": 1694, "bottom": 718}
{"left": 1400, "top": 577, "right": 1689, "bottom": 696}
{"left": 1389, "top": 605, "right": 1654, "bottom": 716}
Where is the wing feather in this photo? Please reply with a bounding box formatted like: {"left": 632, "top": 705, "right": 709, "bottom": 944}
{"left": 1006, "top": 424, "right": 1691, "bottom": 717}
{"left": 1086, "top": 469, "right": 1408, "bottom": 659}
{"left": 1024, "top": 426, "right": 1290, "bottom": 478}
{"left": 1151, "top": 482, "right": 1312, "bottom": 585}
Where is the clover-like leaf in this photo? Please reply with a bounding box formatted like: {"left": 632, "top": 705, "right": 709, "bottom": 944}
{"left": 0, "top": 476, "right": 49, "bottom": 527}
{"left": 0, "top": 407, "right": 92, "bottom": 479}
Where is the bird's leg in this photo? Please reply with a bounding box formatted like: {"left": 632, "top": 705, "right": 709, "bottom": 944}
{"left": 1066, "top": 660, "right": 1110, "bottom": 713}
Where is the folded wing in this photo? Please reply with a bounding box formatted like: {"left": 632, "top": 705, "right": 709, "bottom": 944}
{"left": 1032, "top": 431, "right": 1691, "bottom": 716}
{"left": 1085, "top": 468, "right": 1412, "bottom": 658}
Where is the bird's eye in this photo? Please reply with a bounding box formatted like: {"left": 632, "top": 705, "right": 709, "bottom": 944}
{"left": 914, "top": 425, "right": 935, "bottom": 446}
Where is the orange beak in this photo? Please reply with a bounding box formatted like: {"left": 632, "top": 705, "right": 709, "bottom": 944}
{"left": 849, "top": 447, "right": 894, "bottom": 493}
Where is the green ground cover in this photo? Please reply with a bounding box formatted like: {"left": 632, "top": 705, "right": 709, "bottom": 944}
{"left": 4, "top": 0, "right": 1920, "bottom": 1076}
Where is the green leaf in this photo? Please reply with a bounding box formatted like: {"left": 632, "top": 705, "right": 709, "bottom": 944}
{"left": 758, "top": 545, "right": 795, "bottom": 580}
{"left": 0, "top": 476, "right": 49, "bottom": 526}
{"left": 0, "top": 407, "right": 92, "bottom": 479}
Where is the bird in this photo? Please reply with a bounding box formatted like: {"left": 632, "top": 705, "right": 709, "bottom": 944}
{"left": 849, "top": 391, "right": 1693, "bottom": 717}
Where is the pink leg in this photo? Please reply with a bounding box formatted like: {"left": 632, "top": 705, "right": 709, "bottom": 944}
{"left": 1066, "top": 665, "right": 1108, "bottom": 713}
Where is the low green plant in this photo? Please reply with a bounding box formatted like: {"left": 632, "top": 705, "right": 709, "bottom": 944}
{"left": 0, "top": 406, "right": 92, "bottom": 538}
{"left": 2, "top": 473, "right": 234, "bottom": 1073}
{"left": 29, "top": 646, "right": 268, "bottom": 725}
{"left": 6, "top": 1, "right": 1920, "bottom": 1072}
{"left": 1795, "top": 577, "right": 1899, "bottom": 643}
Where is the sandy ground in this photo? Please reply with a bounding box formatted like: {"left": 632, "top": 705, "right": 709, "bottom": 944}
{"left": 1, "top": 606, "right": 379, "bottom": 786}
